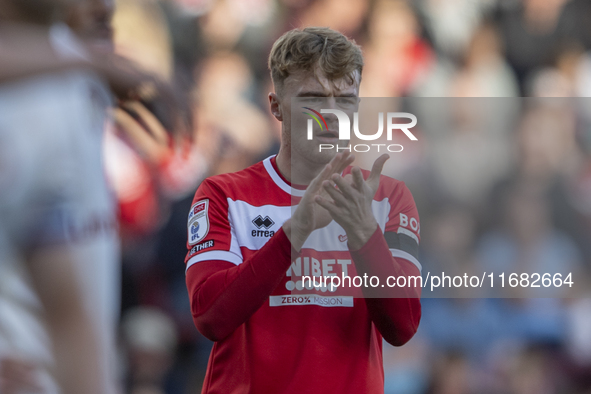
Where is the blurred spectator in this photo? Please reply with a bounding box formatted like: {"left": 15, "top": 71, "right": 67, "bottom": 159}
{"left": 105, "top": 0, "right": 200, "bottom": 284}
{"left": 360, "top": 0, "right": 434, "bottom": 97}
{"left": 298, "top": 0, "right": 368, "bottom": 39}
{"left": 493, "top": 343, "right": 564, "bottom": 394}
{"left": 496, "top": 0, "right": 569, "bottom": 94}
{"left": 419, "top": 99, "right": 515, "bottom": 207}
{"left": 415, "top": 21, "right": 519, "bottom": 97}
{"left": 122, "top": 307, "right": 179, "bottom": 394}
{"left": 449, "top": 22, "right": 518, "bottom": 97}
{"left": 418, "top": 0, "right": 495, "bottom": 61}
{"left": 478, "top": 184, "right": 582, "bottom": 298}
{"left": 566, "top": 298, "right": 591, "bottom": 366}
{"left": 113, "top": 0, "right": 174, "bottom": 79}
{"left": 159, "top": 0, "right": 206, "bottom": 94}
{"left": 526, "top": 43, "right": 589, "bottom": 97}
{"left": 426, "top": 351, "right": 473, "bottom": 394}
{"left": 194, "top": 51, "right": 276, "bottom": 174}
{"left": 419, "top": 203, "right": 479, "bottom": 294}
{"left": 383, "top": 335, "right": 430, "bottom": 394}
{"left": 200, "top": 0, "right": 275, "bottom": 50}
{"left": 490, "top": 102, "right": 590, "bottom": 259}
{"left": 557, "top": 0, "right": 591, "bottom": 52}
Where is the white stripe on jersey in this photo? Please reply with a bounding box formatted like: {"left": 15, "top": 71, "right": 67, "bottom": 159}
{"left": 263, "top": 156, "right": 305, "bottom": 197}
{"left": 189, "top": 159, "right": 421, "bottom": 272}
{"left": 390, "top": 249, "right": 422, "bottom": 272}
{"left": 227, "top": 199, "right": 290, "bottom": 251}
{"left": 224, "top": 197, "right": 391, "bottom": 253}
{"left": 227, "top": 202, "right": 243, "bottom": 264}
{"left": 397, "top": 227, "right": 420, "bottom": 244}
{"left": 186, "top": 250, "right": 243, "bottom": 271}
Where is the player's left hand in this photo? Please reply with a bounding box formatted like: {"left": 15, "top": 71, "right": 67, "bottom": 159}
{"left": 114, "top": 103, "right": 169, "bottom": 166}
{"left": 95, "top": 54, "right": 192, "bottom": 140}
{"left": 315, "top": 154, "right": 389, "bottom": 250}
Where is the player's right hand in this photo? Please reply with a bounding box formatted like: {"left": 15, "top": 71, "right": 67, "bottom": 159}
{"left": 284, "top": 152, "right": 355, "bottom": 251}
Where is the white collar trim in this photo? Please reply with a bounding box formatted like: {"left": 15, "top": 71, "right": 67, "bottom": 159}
{"left": 263, "top": 155, "right": 306, "bottom": 197}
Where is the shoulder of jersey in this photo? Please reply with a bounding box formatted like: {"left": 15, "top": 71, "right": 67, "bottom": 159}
{"left": 200, "top": 160, "right": 278, "bottom": 202}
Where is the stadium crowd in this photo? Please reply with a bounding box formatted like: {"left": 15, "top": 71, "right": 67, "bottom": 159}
{"left": 2, "top": 0, "right": 591, "bottom": 393}
{"left": 109, "top": 1, "right": 591, "bottom": 393}
{"left": 108, "top": 0, "right": 591, "bottom": 393}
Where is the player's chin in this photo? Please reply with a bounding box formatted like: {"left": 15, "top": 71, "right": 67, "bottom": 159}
{"left": 293, "top": 140, "right": 348, "bottom": 165}
{"left": 309, "top": 145, "right": 341, "bottom": 165}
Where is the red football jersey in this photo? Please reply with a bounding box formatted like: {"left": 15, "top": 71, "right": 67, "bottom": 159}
{"left": 185, "top": 155, "right": 421, "bottom": 394}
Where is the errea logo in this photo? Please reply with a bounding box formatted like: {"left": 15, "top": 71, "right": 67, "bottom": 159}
{"left": 252, "top": 215, "right": 274, "bottom": 229}
{"left": 252, "top": 215, "right": 275, "bottom": 237}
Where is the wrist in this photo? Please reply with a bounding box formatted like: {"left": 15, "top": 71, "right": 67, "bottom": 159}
{"left": 346, "top": 220, "right": 379, "bottom": 251}
{"left": 282, "top": 219, "right": 310, "bottom": 252}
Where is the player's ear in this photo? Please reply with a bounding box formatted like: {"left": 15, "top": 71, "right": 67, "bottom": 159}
{"left": 269, "top": 92, "right": 283, "bottom": 122}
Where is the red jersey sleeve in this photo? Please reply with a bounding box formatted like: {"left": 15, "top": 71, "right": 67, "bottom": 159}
{"left": 185, "top": 178, "right": 242, "bottom": 269}
{"left": 349, "top": 177, "right": 422, "bottom": 346}
{"left": 382, "top": 180, "right": 421, "bottom": 272}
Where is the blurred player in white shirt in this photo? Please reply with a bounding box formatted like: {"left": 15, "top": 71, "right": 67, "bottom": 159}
{"left": 0, "top": 66, "right": 114, "bottom": 394}
{"left": 0, "top": 0, "right": 183, "bottom": 392}
{"left": 0, "top": 2, "right": 115, "bottom": 391}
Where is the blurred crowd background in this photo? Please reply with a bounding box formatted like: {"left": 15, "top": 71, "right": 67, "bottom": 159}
{"left": 4, "top": 0, "right": 591, "bottom": 392}
{"left": 105, "top": 0, "right": 591, "bottom": 393}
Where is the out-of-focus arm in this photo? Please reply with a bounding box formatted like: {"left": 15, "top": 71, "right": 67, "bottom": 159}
{"left": 25, "top": 246, "right": 107, "bottom": 394}
{"left": 0, "top": 24, "right": 87, "bottom": 82}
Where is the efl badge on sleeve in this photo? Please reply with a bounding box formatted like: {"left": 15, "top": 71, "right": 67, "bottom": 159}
{"left": 188, "top": 200, "right": 210, "bottom": 245}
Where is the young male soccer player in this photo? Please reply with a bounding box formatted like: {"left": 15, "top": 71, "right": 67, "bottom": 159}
{"left": 185, "top": 27, "right": 422, "bottom": 393}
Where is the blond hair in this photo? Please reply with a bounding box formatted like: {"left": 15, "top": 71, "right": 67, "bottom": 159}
{"left": 268, "top": 27, "right": 363, "bottom": 94}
